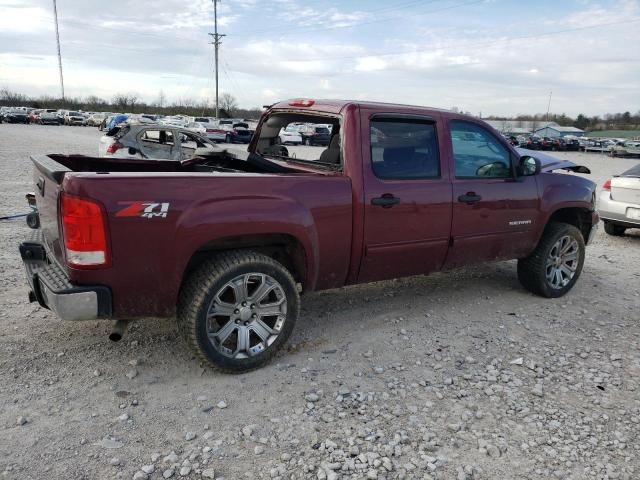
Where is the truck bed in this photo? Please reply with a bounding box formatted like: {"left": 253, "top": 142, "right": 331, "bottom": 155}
{"left": 31, "top": 153, "right": 353, "bottom": 318}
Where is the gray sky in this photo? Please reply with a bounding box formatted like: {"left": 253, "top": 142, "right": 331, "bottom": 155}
{"left": 1, "top": 0, "right": 639, "bottom": 116}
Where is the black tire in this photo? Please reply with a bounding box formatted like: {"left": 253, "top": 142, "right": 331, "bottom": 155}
{"left": 177, "top": 251, "right": 299, "bottom": 373}
{"left": 604, "top": 221, "right": 626, "bottom": 236}
{"left": 225, "top": 134, "right": 231, "bottom": 143}
{"left": 517, "top": 222, "right": 585, "bottom": 298}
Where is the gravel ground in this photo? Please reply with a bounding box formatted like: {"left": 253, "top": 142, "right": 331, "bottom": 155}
{"left": 1, "top": 124, "right": 639, "bottom": 480}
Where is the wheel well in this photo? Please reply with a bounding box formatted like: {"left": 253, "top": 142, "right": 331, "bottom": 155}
{"left": 547, "top": 207, "right": 593, "bottom": 241}
{"left": 181, "top": 234, "right": 307, "bottom": 290}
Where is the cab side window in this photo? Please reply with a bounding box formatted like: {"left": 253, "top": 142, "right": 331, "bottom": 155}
{"left": 370, "top": 118, "right": 440, "bottom": 179}
{"left": 450, "top": 120, "right": 511, "bottom": 178}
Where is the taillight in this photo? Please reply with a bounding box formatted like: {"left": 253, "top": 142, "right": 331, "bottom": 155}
{"left": 206, "top": 129, "right": 215, "bottom": 133}
{"left": 106, "top": 141, "right": 123, "bottom": 154}
{"left": 60, "top": 193, "right": 109, "bottom": 268}
{"left": 602, "top": 179, "right": 611, "bottom": 191}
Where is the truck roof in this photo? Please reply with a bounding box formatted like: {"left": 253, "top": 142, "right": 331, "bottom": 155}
{"left": 270, "top": 99, "right": 452, "bottom": 116}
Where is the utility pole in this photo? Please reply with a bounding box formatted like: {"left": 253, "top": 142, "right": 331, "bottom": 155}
{"left": 52, "top": 0, "right": 65, "bottom": 103}
{"left": 208, "top": 0, "right": 225, "bottom": 119}
{"left": 546, "top": 91, "right": 552, "bottom": 123}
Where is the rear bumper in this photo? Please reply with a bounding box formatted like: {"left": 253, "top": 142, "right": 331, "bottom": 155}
{"left": 598, "top": 190, "right": 640, "bottom": 227}
{"left": 19, "top": 230, "right": 112, "bottom": 321}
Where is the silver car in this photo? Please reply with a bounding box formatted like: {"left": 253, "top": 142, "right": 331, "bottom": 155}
{"left": 599, "top": 163, "right": 640, "bottom": 235}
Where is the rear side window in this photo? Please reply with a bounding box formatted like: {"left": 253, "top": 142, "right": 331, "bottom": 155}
{"left": 370, "top": 118, "right": 440, "bottom": 179}
{"left": 450, "top": 120, "right": 511, "bottom": 178}
{"left": 141, "top": 129, "right": 174, "bottom": 145}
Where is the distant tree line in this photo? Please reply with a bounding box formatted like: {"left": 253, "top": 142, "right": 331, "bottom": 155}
{"left": 484, "top": 111, "right": 640, "bottom": 132}
{"left": 3, "top": 87, "right": 639, "bottom": 130}
{"left": 0, "top": 88, "right": 264, "bottom": 120}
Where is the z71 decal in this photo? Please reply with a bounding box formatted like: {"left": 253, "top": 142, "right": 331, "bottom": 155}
{"left": 116, "top": 202, "right": 170, "bottom": 219}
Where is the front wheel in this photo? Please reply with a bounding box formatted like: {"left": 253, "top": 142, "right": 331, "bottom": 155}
{"left": 604, "top": 221, "right": 626, "bottom": 236}
{"left": 517, "top": 222, "right": 585, "bottom": 298}
{"left": 177, "top": 251, "right": 299, "bottom": 372}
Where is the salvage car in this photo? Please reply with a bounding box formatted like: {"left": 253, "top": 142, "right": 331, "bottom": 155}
{"left": 64, "top": 111, "right": 86, "bottom": 126}
{"left": 599, "top": 163, "right": 640, "bottom": 235}
{"left": 278, "top": 125, "right": 303, "bottom": 145}
{"left": 2, "top": 108, "right": 29, "bottom": 124}
{"left": 609, "top": 140, "right": 640, "bottom": 157}
{"left": 19, "top": 99, "right": 599, "bottom": 372}
{"left": 87, "top": 113, "right": 108, "bottom": 127}
{"left": 225, "top": 122, "right": 254, "bottom": 144}
{"left": 98, "top": 123, "right": 216, "bottom": 160}
{"left": 39, "top": 109, "right": 61, "bottom": 125}
{"left": 299, "top": 124, "right": 331, "bottom": 146}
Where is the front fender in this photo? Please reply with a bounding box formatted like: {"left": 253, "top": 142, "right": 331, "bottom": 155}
{"left": 534, "top": 172, "right": 597, "bottom": 243}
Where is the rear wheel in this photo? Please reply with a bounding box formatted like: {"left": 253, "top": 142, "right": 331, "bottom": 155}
{"left": 517, "top": 222, "right": 585, "bottom": 298}
{"left": 604, "top": 221, "right": 626, "bottom": 236}
{"left": 177, "top": 251, "right": 299, "bottom": 372}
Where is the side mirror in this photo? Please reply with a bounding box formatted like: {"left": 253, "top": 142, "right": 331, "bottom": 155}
{"left": 518, "top": 156, "right": 541, "bottom": 176}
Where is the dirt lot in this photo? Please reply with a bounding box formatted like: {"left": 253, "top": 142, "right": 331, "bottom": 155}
{"left": 1, "top": 124, "right": 639, "bottom": 480}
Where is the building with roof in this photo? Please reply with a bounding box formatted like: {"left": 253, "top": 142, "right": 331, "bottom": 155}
{"left": 484, "top": 120, "right": 565, "bottom": 136}
{"left": 534, "top": 125, "right": 585, "bottom": 138}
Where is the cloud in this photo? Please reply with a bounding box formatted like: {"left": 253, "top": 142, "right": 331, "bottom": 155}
{"left": 0, "top": 0, "right": 639, "bottom": 116}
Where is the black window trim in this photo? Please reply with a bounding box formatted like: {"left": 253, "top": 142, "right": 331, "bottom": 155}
{"left": 369, "top": 114, "right": 441, "bottom": 181}
{"left": 449, "top": 119, "right": 516, "bottom": 180}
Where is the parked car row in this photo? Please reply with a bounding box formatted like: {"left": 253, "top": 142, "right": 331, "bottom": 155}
{"left": 278, "top": 123, "right": 333, "bottom": 145}
{"left": 0, "top": 107, "right": 259, "bottom": 138}
{"left": 510, "top": 134, "right": 581, "bottom": 151}
{"left": 0, "top": 106, "right": 99, "bottom": 126}
{"left": 185, "top": 119, "right": 254, "bottom": 144}
{"left": 608, "top": 140, "right": 640, "bottom": 157}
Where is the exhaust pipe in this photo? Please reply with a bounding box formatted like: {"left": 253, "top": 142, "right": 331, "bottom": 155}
{"left": 109, "top": 320, "right": 130, "bottom": 342}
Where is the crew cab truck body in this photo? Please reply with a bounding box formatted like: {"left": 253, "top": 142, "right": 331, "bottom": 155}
{"left": 20, "top": 99, "right": 598, "bottom": 371}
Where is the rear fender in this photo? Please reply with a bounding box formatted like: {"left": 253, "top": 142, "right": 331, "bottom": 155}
{"left": 175, "top": 195, "right": 319, "bottom": 292}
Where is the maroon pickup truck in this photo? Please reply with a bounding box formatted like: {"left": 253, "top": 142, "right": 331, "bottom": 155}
{"left": 20, "top": 99, "right": 598, "bottom": 371}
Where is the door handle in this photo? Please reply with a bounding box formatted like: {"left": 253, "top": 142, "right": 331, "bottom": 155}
{"left": 371, "top": 195, "right": 400, "bottom": 208}
{"left": 458, "top": 192, "right": 482, "bottom": 204}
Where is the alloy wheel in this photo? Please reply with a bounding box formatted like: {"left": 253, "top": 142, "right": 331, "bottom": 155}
{"left": 206, "top": 273, "right": 287, "bottom": 359}
{"left": 545, "top": 235, "right": 580, "bottom": 289}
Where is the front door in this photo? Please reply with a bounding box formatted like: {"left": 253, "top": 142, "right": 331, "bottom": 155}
{"left": 444, "top": 119, "right": 540, "bottom": 268}
{"left": 358, "top": 113, "right": 453, "bottom": 283}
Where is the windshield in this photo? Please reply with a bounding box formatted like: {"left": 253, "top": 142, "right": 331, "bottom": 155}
{"left": 69, "top": 111, "right": 80, "bottom": 116}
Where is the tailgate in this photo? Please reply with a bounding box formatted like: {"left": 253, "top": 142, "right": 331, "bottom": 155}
{"left": 611, "top": 176, "right": 640, "bottom": 204}
{"left": 31, "top": 155, "right": 71, "bottom": 266}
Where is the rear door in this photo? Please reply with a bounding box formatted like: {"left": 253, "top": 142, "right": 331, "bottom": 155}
{"left": 443, "top": 118, "right": 540, "bottom": 268}
{"left": 137, "top": 128, "right": 179, "bottom": 160}
{"left": 358, "top": 112, "right": 453, "bottom": 283}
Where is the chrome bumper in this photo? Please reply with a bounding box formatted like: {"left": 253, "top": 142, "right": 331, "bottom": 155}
{"left": 598, "top": 190, "right": 640, "bottom": 227}
{"left": 20, "top": 230, "right": 112, "bottom": 321}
